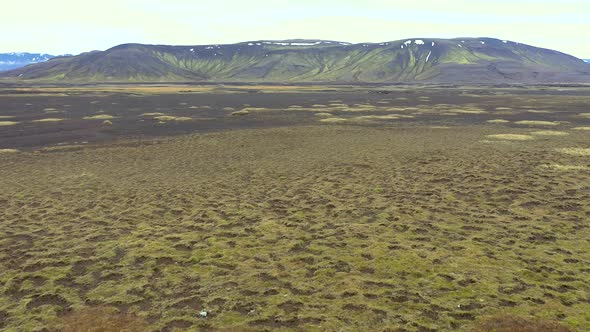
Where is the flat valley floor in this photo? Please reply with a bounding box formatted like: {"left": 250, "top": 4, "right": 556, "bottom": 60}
{"left": 0, "top": 84, "right": 589, "bottom": 331}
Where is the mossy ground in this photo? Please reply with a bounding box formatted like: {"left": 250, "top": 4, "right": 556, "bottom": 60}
{"left": 0, "top": 85, "right": 589, "bottom": 331}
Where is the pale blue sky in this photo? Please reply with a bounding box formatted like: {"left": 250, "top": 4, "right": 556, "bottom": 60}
{"left": 2, "top": 0, "right": 588, "bottom": 57}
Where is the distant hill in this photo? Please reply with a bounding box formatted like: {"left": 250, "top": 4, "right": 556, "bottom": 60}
{"left": 2, "top": 38, "right": 589, "bottom": 83}
{"left": 0, "top": 53, "right": 56, "bottom": 71}
{"left": 584, "top": 59, "right": 590, "bottom": 63}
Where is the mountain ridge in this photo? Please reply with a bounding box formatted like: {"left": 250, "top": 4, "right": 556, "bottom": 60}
{"left": 2, "top": 38, "right": 589, "bottom": 83}
{"left": 0, "top": 53, "right": 57, "bottom": 71}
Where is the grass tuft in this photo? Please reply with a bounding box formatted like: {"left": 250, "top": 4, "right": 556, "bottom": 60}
{"left": 60, "top": 307, "right": 148, "bottom": 332}
{"left": 470, "top": 314, "right": 571, "bottom": 332}
{"left": 0, "top": 149, "right": 19, "bottom": 154}
{"left": 141, "top": 112, "right": 166, "bottom": 116}
{"left": 542, "top": 164, "right": 589, "bottom": 171}
{"left": 84, "top": 115, "right": 116, "bottom": 120}
{"left": 319, "top": 117, "right": 348, "bottom": 123}
{"left": 314, "top": 112, "right": 334, "bottom": 117}
{"left": 530, "top": 131, "right": 569, "bottom": 136}
{"left": 486, "top": 134, "right": 535, "bottom": 141}
{"left": 0, "top": 121, "right": 19, "bottom": 126}
{"left": 514, "top": 120, "right": 560, "bottom": 126}
{"left": 556, "top": 147, "right": 590, "bottom": 156}
{"left": 153, "top": 116, "right": 192, "bottom": 121}
{"left": 33, "top": 118, "right": 65, "bottom": 123}
{"left": 230, "top": 110, "right": 250, "bottom": 116}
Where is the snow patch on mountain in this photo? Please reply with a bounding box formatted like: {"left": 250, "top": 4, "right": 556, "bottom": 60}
{"left": 0, "top": 52, "right": 57, "bottom": 71}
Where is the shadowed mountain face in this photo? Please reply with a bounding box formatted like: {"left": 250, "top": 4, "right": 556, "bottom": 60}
{"left": 2, "top": 38, "right": 589, "bottom": 83}
{"left": 0, "top": 53, "right": 55, "bottom": 71}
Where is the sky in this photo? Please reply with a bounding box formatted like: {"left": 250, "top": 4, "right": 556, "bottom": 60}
{"left": 2, "top": 0, "right": 589, "bottom": 58}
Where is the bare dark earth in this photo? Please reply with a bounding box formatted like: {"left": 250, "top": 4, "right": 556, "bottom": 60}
{"left": 1, "top": 84, "right": 589, "bottom": 150}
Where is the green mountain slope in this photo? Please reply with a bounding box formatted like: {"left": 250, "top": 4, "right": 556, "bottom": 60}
{"left": 2, "top": 38, "right": 589, "bottom": 83}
